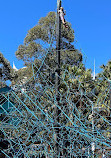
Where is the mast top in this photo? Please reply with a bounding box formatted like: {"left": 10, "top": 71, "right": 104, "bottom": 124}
{"left": 57, "top": 0, "right": 61, "bottom": 8}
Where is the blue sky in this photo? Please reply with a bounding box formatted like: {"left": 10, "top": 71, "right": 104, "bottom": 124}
{"left": 0, "top": 0, "right": 111, "bottom": 74}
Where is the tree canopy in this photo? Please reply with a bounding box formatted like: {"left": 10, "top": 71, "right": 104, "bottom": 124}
{"left": 0, "top": 52, "right": 17, "bottom": 88}
{"left": 15, "top": 12, "right": 82, "bottom": 66}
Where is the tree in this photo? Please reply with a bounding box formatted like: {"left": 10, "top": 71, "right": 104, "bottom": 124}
{"left": 0, "top": 52, "right": 17, "bottom": 87}
{"left": 14, "top": 11, "right": 83, "bottom": 116}
{"left": 15, "top": 11, "right": 92, "bottom": 157}
{"left": 95, "top": 60, "right": 111, "bottom": 115}
{"left": 14, "top": 11, "right": 88, "bottom": 157}
{"left": 86, "top": 60, "right": 111, "bottom": 157}
{"left": 94, "top": 61, "right": 111, "bottom": 130}
{"left": 0, "top": 52, "right": 16, "bottom": 158}
{"left": 15, "top": 12, "right": 82, "bottom": 66}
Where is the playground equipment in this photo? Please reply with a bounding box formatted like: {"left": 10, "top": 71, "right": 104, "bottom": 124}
{"left": 0, "top": 0, "right": 111, "bottom": 157}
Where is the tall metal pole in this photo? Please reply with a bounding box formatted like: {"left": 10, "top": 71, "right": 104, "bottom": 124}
{"left": 56, "top": 0, "right": 61, "bottom": 76}
{"left": 55, "top": 0, "right": 61, "bottom": 156}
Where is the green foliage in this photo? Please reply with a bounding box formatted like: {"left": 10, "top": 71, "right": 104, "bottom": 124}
{"left": 14, "top": 11, "right": 83, "bottom": 98}
{"left": 92, "top": 60, "right": 111, "bottom": 132}
{"left": 15, "top": 12, "right": 78, "bottom": 65}
{"left": 96, "top": 60, "right": 111, "bottom": 106}
{"left": 0, "top": 52, "right": 17, "bottom": 87}
{"left": 99, "top": 60, "right": 111, "bottom": 80}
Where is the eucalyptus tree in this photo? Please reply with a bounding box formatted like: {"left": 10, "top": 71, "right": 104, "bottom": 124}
{"left": 14, "top": 11, "right": 99, "bottom": 157}
{"left": 15, "top": 11, "right": 83, "bottom": 105}
{"left": 15, "top": 12, "right": 82, "bottom": 66}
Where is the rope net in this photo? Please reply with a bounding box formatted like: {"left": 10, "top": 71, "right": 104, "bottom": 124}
{"left": 0, "top": 14, "right": 111, "bottom": 158}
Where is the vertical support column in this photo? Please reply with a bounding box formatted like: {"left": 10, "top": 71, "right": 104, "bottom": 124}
{"left": 55, "top": 0, "right": 61, "bottom": 157}
{"left": 56, "top": 0, "right": 61, "bottom": 78}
